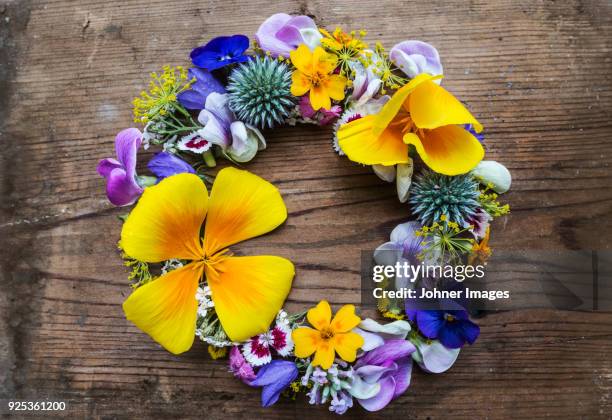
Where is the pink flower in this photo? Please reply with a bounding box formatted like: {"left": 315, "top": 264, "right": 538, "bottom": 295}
{"left": 242, "top": 311, "right": 294, "bottom": 366}
{"left": 229, "top": 346, "right": 256, "bottom": 384}
{"left": 299, "top": 95, "right": 342, "bottom": 126}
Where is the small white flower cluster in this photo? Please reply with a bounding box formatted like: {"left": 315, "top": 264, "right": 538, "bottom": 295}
{"left": 195, "top": 286, "right": 214, "bottom": 318}
{"left": 161, "top": 258, "right": 184, "bottom": 274}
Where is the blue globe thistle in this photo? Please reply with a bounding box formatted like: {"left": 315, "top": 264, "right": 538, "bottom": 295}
{"left": 227, "top": 57, "right": 295, "bottom": 129}
{"left": 409, "top": 171, "right": 480, "bottom": 226}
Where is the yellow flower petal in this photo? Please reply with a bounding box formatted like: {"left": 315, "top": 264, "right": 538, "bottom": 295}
{"left": 121, "top": 173, "right": 207, "bottom": 262}
{"left": 409, "top": 80, "right": 483, "bottom": 132}
{"left": 292, "top": 327, "right": 320, "bottom": 358}
{"left": 338, "top": 115, "right": 410, "bottom": 165}
{"left": 312, "top": 46, "right": 337, "bottom": 74}
{"left": 333, "top": 332, "right": 364, "bottom": 362}
{"left": 307, "top": 300, "right": 332, "bottom": 330}
{"left": 206, "top": 255, "right": 294, "bottom": 342}
{"left": 403, "top": 125, "right": 485, "bottom": 175}
{"left": 290, "top": 44, "right": 313, "bottom": 74}
{"left": 312, "top": 340, "right": 335, "bottom": 370}
{"left": 372, "top": 73, "right": 436, "bottom": 137}
{"left": 309, "top": 84, "right": 331, "bottom": 111}
{"left": 324, "top": 74, "right": 347, "bottom": 101}
{"left": 291, "top": 70, "right": 310, "bottom": 96}
{"left": 203, "top": 167, "right": 287, "bottom": 256}
{"left": 122, "top": 262, "right": 203, "bottom": 354}
{"left": 330, "top": 304, "right": 361, "bottom": 333}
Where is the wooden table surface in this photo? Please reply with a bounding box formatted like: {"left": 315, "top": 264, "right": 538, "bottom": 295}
{"left": 1, "top": 0, "right": 611, "bottom": 418}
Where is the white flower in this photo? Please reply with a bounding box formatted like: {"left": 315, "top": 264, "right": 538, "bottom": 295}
{"left": 470, "top": 160, "right": 512, "bottom": 193}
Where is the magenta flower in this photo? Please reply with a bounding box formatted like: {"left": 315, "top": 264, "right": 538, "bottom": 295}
{"left": 299, "top": 95, "right": 342, "bottom": 125}
{"left": 229, "top": 346, "right": 256, "bottom": 384}
{"left": 390, "top": 40, "right": 443, "bottom": 80}
{"left": 351, "top": 339, "right": 416, "bottom": 411}
{"left": 255, "top": 13, "right": 322, "bottom": 57}
{"left": 97, "top": 128, "right": 143, "bottom": 206}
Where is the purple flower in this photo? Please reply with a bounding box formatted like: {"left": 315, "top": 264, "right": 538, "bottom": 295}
{"left": 351, "top": 339, "right": 415, "bottom": 412}
{"left": 147, "top": 152, "right": 195, "bottom": 179}
{"left": 249, "top": 360, "right": 298, "bottom": 407}
{"left": 464, "top": 123, "right": 485, "bottom": 143}
{"left": 413, "top": 310, "right": 480, "bottom": 349}
{"left": 390, "top": 40, "right": 443, "bottom": 80}
{"left": 298, "top": 95, "right": 342, "bottom": 125}
{"left": 97, "top": 128, "right": 143, "bottom": 206}
{"left": 177, "top": 68, "right": 225, "bottom": 110}
{"left": 255, "top": 13, "right": 322, "bottom": 57}
{"left": 196, "top": 92, "right": 266, "bottom": 162}
{"left": 229, "top": 346, "right": 256, "bottom": 384}
{"left": 410, "top": 338, "right": 460, "bottom": 373}
{"left": 349, "top": 58, "right": 382, "bottom": 105}
{"left": 373, "top": 221, "right": 425, "bottom": 289}
{"left": 190, "top": 35, "right": 249, "bottom": 71}
{"left": 466, "top": 207, "right": 491, "bottom": 239}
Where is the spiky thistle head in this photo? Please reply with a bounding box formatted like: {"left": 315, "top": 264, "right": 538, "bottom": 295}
{"left": 227, "top": 57, "right": 295, "bottom": 129}
{"left": 409, "top": 171, "right": 480, "bottom": 226}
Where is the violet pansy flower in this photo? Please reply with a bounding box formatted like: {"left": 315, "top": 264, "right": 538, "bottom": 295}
{"left": 390, "top": 40, "right": 443, "bottom": 82}
{"left": 249, "top": 360, "right": 298, "bottom": 407}
{"left": 255, "top": 13, "right": 322, "bottom": 57}
{"left": 97, "top": 128, "right": 143, "bottom": 206}
{"left": 350, "top": 339, "right": 416, "bottom": 411}
{"left": 412, "top": 309, "right": 480, "bottom": 349}
{"left": 147, "top": 152, "right": 195, "bottom": 180}
{"left": 190, "top": 35, "right": 249, "bottom": 71}
{"left": 177, "top": 68, "right": 225, "bottom": 110}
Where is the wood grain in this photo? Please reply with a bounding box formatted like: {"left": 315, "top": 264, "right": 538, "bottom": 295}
{"left": 1, "top": 0, "right": 611, "bottom": 418}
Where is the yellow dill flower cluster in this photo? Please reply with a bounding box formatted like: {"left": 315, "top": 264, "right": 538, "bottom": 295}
{"left": 132, "top": 65, "right": 193, "bottom": 124}
{"left": 207, "top": 345, "right": 228, "bottom": 360}
{"left": 362, "top": 42, "right": 408, "bottom": 94}
{"left": 416, "top": 216, "right": 475, "bottom": 263}
{"left": 478, "top": 184, "right": 510, "bottom": 218}
{"left": 382, "top": 311, "right": 405, "bottom": 320}
{"left": 320, "top": 27, "right": 368, "bottom": 77}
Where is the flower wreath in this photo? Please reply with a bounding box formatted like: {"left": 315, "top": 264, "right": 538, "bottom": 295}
{"left": 98, "top": 13, "right": 512, "bottom": 414}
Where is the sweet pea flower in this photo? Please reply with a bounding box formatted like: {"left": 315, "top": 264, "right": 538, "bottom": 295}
{"left": 373, "top": 221, "right": 425, "bottom": 289}
{"left": 351, "top": 339, "right": 416, "bottom": 411}
{"left": 390, "top": 40, "right": 443, "bottom": 82}
{"left": 229, "top": 346, "right": 256, "bottom": 384}
{"left": 177, "top": 68, "right": 225, "bottom": 110}
{"left": 354, "top": 318, "right": 412, "bottom": 351}
{"left": 97, "top": 128, "right": 143, "bottom": 206}
{"left": 298, "top": 95, "right": 342, "bottom": 125}
{"left": 349, "top": 57, "right": 382, "bottom": 105}
{"left": 409, "top": 336, "right": 460, "bottom": 373}
{"left": 255, "top": 13, "right": 322, "bottom": 57}
{"left": 190, "top": 35, "right": 249, "bottom": 71}
{"left": 249, "top": 360, "right": 298, "bottom": 407}
{"left": 196, "top": 92, "right": 266, "bottom": 162}
{"left": 147, "top": 152, "right": 195, "bottom": 179}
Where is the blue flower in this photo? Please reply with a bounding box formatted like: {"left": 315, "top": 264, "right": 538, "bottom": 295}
{"left": 190, "top": 35, "right": 249, "bottom": 71}
{"left": 249, "top": 360, "right": 298, "bottom": 407}
{"left": 413, "top": 309, "right": 480, "bottom": 349}
{"left": 147, "top": 152, "right": 195, "bottom": 179}
{"left": 465, "top": 123, "right": 484, "bottom": 143}
{"left": 177, "top": 68, "right": 225, "bottom": 110}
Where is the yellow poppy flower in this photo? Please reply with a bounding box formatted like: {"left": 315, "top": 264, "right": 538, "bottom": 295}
{"left": 338, "top": 73, "right": 485, "bottom": 175}
{"left": 292, "top": 300, "right": 364, "bottom": 369}
{"left": 120, "top": 168, "right": 294, "bottom": 354}
{"left": 290, "top": 44, "right": 347, "bottom": 111}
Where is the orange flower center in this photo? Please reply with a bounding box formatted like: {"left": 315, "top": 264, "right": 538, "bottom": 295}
{"left": 320, "top": 327, "right": 335, "bottom": 340}
{"left": 390, "top": 109, "right": 426, "bottom": 138}
{"left": 309, "top": 72, "right": 326, "bottom": 88}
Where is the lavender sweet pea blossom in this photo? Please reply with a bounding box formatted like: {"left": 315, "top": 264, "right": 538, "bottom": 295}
{"left": 249, "top": 360, "right": 298, "bottom": 407}
{"left": 147, "top": 152, "right": 195, "bottom": 179}
{"left": 410, "top": 336, "right": 460, "bottom": 373}
{"left": 255, "top": 13, "right": 322, "bottom": 57}
{"left": 97, "top": 128, "right": 143, "bottom": 206}
{"left": 195, "top": 92, "right": 266, "bottom": 162}
{"left": 177, "top": 68, "right": 225, "bottom": 110}
{"left": 349, "top": 57, "right": 382, "bottom": 105}
{"left": 351, "top": 339, "right": 416, "bottom": 411}
{"left": 390, "top": 40, "right": 443, "bottom": 82}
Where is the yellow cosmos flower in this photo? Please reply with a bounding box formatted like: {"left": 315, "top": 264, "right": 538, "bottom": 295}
{"left": 338, "top": 73, "right": 485, "bottom": 175}
{"left": 292, "top": 300, "right": 364, "bottom": 369}
{"left": 120, "top": 168, "right": 294, "bottom": 354}
{"left": 290, "top": 44, "right": 347, "bottom": 111}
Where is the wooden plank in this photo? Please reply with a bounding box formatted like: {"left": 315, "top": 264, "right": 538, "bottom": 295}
{"left": 1, "top": 0, "right": 611, "bottom": 418}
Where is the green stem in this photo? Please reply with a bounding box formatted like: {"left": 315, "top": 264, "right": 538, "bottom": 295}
{"left": 203, "top": 151, "right": 216, "bottom": 167}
